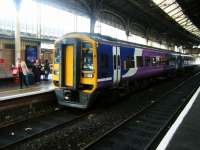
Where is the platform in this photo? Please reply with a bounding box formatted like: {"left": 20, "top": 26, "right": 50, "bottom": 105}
{"left": 156, "top": 86, "right": 200, "bottom": 150}
{"left": 0, "top": 81, "right": 54, "bottom": 101}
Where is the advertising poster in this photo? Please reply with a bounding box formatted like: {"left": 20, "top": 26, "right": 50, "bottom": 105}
{"left": 25, "top": 46, "right": 37, "bottom": 67}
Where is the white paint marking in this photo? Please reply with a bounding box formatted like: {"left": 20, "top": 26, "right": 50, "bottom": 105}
{"left": 156, "top": 85, "right": 200, "bottom": 150}
{"left": 0, "top": 88, "right": 54, "bottom": 101}
{"left": 122, "top": 48, "right": 143, "bottom": 78}
{"left": 97, "top": 77, "right": 112, "bottom": 82}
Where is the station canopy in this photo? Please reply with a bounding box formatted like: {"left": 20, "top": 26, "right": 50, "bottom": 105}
{"left": 153, "top": 0, "right": 200, "bottom": 39}
{"left": 34, "top": 0, "right": 200, "bottom": 47}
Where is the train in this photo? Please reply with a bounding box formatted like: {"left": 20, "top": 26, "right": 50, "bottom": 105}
{"left": 52, "top": 32, "right": 195, "bottom": 109}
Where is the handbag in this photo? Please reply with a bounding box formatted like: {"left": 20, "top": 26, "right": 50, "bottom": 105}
{"left": 12, "top": 68, "right": 18, "bottom": 74}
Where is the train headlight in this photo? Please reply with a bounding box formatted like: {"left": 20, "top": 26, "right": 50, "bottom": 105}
{"left": 54, "top": 70, "right": 59, "bottom": 75}
{"left": 83, "top": 73, "right": 93, "bottom": 78}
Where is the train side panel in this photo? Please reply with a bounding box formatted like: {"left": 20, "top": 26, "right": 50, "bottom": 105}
{"left": 133, "top": 49, "right": 166, "bottom": 79}
{"left": 96, "top": 43, "right": 113, "bottom": 89}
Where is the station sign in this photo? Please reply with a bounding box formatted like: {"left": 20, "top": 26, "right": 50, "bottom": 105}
{"left": 41, "top": 43, "right": 54, "bottom": 50}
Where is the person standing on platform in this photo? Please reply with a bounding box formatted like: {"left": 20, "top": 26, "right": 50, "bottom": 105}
{"left": 17, "top": 58, "right": 23, "bottom": 89}
{"left": 21, "top": 61, "right": 29, "bottom": 87}
{"left": 32, "top": 59, "right": 42, "bottom": 83}
{"left": 44, "top": 59, "right": 50, "bottom": 81}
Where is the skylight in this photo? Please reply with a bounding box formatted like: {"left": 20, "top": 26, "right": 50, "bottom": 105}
{"left": 152, "top": 0, "right": 200, "bottom": 38}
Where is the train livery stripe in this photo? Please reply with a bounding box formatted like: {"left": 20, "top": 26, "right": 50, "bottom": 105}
{"left": 122, "top": 48, "right": 143, "bottom": 78}
{"left": 97, "top": 77, "right": 112, "bottom": 82}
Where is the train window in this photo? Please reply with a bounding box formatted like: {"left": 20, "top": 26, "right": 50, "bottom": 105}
{"left": 166, "top": 56, "right": 170, "bottom": 65}
{"left": 161, "top": 57, "right": 169, "bottom": 65}
{"left": 144, "top": 56, "right": 151, "bottom": 66}
{"left": 101, "top": 53, "right": 109, "bottom": 77}
{"left": 54, "top": 48, "right": 60, "bottom": 63}
{"left": 82, "top": 42, "right": 92, "bottom": 49}
{"left": 136, "top": 56, "right": 143, "bottom": 67}
{"left": 169, "top": 57, "right": 176, "bottom": 66}
{"left": 126, "top": 56, "right": 135, "bottom": 69}
{"left": 151, "top": 57, "right": 156, "bottom": 66}
{"left": 82, "top": 49, "right": 93, "bottom": 71}
{"left": 156, "top": 56, "right": 161, "bottom": 65}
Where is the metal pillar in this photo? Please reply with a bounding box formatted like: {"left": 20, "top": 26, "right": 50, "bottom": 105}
{"left": 125, "top": 19, "right": 130, "bottom": 38}
{"left": 126, "top": 30, "right": 130, "bottom": 37}
{"left": 15, "top": 0, "right": 22, "bottom": 65}
{"left": 145, "top": 27, "right": 151, "bottom": 45}
{"left": 90, "top": 16, "right": 96, "bottom": 34}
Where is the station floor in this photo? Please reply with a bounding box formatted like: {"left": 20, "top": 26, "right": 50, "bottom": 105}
{"left": 0, "top": 80, "right": 54, "bottom": 101}
{"left": 157, "top": 86, "right": 200, "bottom": 150}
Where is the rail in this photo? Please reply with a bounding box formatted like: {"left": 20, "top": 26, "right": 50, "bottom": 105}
{"left": 82, "top": 71, "right": 200, "bottom": 150}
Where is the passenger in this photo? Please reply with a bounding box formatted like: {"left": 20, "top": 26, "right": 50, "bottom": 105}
{"left": 20, "top": 61, "right": 30, "bottom": 88}
{"left": 32, "top": 59, "right": 42, "bottom": 83}
{"left": 17, "top": 58, "right": 23, "bottom": 89}
{"left": 44, "top": 59, "right": 50, "bottom": 81}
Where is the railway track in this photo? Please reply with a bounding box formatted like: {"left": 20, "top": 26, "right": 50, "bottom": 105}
{"left": 82, "top": 71, "right": 200, "bottom": 150}
{"left": 0, "top": 91, "right": 57, "bottom": 129}
{"left": 0, "top": 70, "right": 199, "bottom": 150}
{"left": 0, "top": 107, "right": 93, "bottom": 150}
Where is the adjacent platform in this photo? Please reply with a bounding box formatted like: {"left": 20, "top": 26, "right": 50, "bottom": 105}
{"left": 157, "top": 86, "right": 200, "bottom": 150}
{"left": 0, "top": 81, "right": 54, "bottom": 101}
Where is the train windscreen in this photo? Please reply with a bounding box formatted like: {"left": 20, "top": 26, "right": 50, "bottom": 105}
{"left": 82, "top": 49, "right": 93, "bottom": 71}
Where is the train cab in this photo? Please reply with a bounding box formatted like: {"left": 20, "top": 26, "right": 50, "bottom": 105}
{"left": 52, "top": 33, "right": 97, "bottom": 108}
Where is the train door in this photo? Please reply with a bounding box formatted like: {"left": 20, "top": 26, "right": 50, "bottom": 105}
{"left": 61, "top": 39, "right": 81, "bottom": 89}
{"left": 113, "top": 46, "right": 121, "bottom": 84}
{"left": 65, "top": 45, "right": 74, "bottom": 87}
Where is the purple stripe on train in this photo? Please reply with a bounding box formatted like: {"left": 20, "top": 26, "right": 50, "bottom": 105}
{"left": 134, "top": 49, "right": 166, "bottom": 79}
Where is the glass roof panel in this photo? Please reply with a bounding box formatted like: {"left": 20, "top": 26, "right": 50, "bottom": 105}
{"left": 176, "top": 16, "right": 185, "bottom": 22}
{"left": 178, "top": 18, "right": 187, "bottom": 24}
{"left": 168, "top": 7, "right": 181, "bottom": 16}
{"left": 164, "top": 4, "right": 177, "bottom": 13}
{"left": 172, "top": 12, "right": 183, "bottom": 19}
{"left": 153, "top": 0, "right": 200, "bottom": 38}
{"left": 171, "top": 12, "right": 183, "bottom": 19}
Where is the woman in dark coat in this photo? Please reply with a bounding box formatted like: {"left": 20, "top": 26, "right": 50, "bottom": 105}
{"left": 32, "top": 59, "right": 42, "bottom": 83}
{"left": 44, "top": 59, "right": 50, "bottom": 81}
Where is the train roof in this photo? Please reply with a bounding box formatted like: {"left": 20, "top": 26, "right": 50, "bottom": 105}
{"left": 57, "top": 32, "right": 192, "bottom": 56}
{"left": 89, "top": 33, "right": 172, "bottom": 53}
